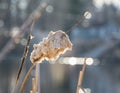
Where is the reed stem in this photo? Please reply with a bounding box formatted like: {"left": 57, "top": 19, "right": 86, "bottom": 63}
{"left": 76, "top": 58, "right": 87, "bottom": 93}
{"left": 20, "top": 64, "right": 35, "bottom": 93}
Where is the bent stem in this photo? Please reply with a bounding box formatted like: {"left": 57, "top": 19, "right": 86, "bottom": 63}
{"left": 20, "top": 63, "right": 36, "bottom": 93}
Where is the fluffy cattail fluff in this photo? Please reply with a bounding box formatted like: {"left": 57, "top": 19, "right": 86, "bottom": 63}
{"left": 30, "top": 30, "right": 72, "bottom": 63}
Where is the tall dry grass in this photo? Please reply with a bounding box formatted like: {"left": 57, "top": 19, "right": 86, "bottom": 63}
{"left": 13, "top": 2, "right": 89, "bottom": 93}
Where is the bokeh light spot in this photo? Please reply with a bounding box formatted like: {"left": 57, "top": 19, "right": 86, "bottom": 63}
{"left": 84, "top": 11, "right": 92, "bottom": 19}
{"left": 46, "top": 5, "right": 54, "bottom": 13}
{"left": 86, "top": 58, "right": 94, "bottom": 65}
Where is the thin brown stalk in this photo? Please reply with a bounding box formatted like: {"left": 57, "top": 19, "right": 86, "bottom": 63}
{"left": 30, "top": 64, "right": 40, "bottom": 93}
{"left": 0, "top": 2, "right": 47, "bottom": 62}
{"left": 13, "top": 20, "right": 35, "bottom": 93}
{"left": 76, "top": 58, "right": 87, "bottom": 93}
{"left": 16, "top": 3, "right": 47, "bottom": 93}
{"left": 12, "top": 31, "right": 33, "bottom": 93}
{"left": 16, "top": 19, "right": 35, "bottom": 84}
{"left": 15, "top": 1, "right": 46, "bottom": 88}
{"left": 20, "top": 63, "right": 36, "bottom": 93}
{"left": 16, "top": 30, "right": 32, "bottom": 85}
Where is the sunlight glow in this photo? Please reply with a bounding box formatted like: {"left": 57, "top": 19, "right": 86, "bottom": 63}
{"left": 51, "top": 57, "right": 100, "bottom": 66}
{"left": 79, "top": 88, "right": 84, "bottom": 93}
{"left": 18, "top": 0, "right": 28, "bottom": 10}
{"left": 10, "top": 27, "right": 20, "bottom": 38}
{"left": 93, "top": 0, "right": 120, "bottom": 9}
{"left": 68, "top": 57, "right": 77, "bottom": 65}
{"left": 46, "top": 5, "right": 54, "bottom": 13}
{"left": 84, "top": 11, "right": 92, "bottom": 19}
{"left": 61, "top": 57, "right": 84, "bottom": 65}
{"left": 58, "top": 57, "right": 97, "bottom": 66}
{"left": 20, "top": 38, "right": 27, "bottom": 46}
{"left": 86, "top": 58, "right": 94, "bottom": 65}
{"left": 79, "top": 88, "right": 91, "bottom": 93}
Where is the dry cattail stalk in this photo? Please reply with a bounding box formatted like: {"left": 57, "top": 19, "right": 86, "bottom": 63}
{"left": 7, "top": 2, "right": 47, "bottom": 93}
{"left": 20, "top": 30, "right": 72, "bottom": 93}
{"left": 30, "top": 64, "right": 40, "bottom": 93}
{"left": 76, "top": 58, "right": 86, "bottom": 93}
{"left": 30, "top": 30, "right": 72, "bottom": 63}
{"left": 0, "top": 2, "right": 47, "bottom": 62}
{"left": 12, "top": 31, "right": 33, "bottom": 93}
{"left": 16, "top": 31, "right": 33, "bottom": 85}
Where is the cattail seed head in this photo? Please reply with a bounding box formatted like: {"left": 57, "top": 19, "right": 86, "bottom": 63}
{"left": 30, "top": 30, "right": 72, "bottom": 63}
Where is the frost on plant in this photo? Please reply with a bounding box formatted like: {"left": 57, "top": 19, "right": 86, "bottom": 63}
{"left": 30, "top": 30, "right": 72, "bottom": 63}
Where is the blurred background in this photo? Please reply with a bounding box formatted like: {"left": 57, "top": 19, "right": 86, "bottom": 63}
{"left": 0, "top": 0, "right": 120, "bottom": 93}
